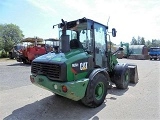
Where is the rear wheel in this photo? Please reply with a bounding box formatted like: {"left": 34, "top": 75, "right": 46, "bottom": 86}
{"left": 81, "top": 73, "right": 108, "bottom": 108}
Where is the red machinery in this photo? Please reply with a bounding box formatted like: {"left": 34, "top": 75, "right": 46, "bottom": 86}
{"left": 16, "top": 37, "right": 46, "bottom": 64}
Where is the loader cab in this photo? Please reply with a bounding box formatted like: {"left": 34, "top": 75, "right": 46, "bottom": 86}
{"left": 56, "top": 18, "right": 116, "bottom": 68}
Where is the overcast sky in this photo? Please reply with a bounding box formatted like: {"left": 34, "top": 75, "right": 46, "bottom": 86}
{"left": 0, "top": 0, "right": 159, "bottom": 44}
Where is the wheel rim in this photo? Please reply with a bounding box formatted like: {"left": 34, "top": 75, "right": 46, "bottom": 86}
{"left": 95, "top": 82, "right": 104, "bottom": 100}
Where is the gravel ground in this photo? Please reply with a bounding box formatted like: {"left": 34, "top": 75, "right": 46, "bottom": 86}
{"left": 0, "top": 59, "right": 160, "bottom": 120}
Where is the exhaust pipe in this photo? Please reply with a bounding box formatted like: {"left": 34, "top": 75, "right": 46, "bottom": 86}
{"left": 61, "top": 35, "right": 70, "bottom": 53}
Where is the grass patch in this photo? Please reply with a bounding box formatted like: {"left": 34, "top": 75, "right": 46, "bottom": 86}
{"left": 0, "top": 50, "right": 9, "bottom": 58}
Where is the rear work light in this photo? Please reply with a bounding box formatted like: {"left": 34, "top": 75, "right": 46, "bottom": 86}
{"left": 62, "top": 85, "right": 68, "bottom": 93}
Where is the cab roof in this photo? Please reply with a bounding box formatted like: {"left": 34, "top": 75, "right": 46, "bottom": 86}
{"left": 59, "top": 17, "right": 108, "bottom": 29}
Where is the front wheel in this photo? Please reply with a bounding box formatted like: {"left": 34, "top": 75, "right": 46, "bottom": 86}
{"left": 154, "top": 58, "right": 157, "bottom": 60}
{"left": 115, "top": 69, "right": 130, "bottom": 89}
{"left": 81, "top": 73, "right": 108, "bottom": 108}
{"left": 113, "top": 63, "right": 130, "bottom": 89}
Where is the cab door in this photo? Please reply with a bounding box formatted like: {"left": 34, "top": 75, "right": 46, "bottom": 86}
{"left": 94, "top": 23, "right": 107, "bottom": 67}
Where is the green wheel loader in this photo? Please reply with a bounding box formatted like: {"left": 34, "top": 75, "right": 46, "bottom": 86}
{"left": 30, "top": 18, "right": 138, "bottom": 108}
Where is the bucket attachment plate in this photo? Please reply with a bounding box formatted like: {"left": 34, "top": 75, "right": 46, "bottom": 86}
{"left": 128, "top": 64, "right": 139, "bottom": 84}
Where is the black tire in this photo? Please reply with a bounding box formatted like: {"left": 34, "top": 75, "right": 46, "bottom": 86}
{"left": 81, "top": 73, "right": 108, "bottom": 108}
{"left": 22, "top": 59, "right": 27, "bottom": 64}
{"left": 154, "top": 58, "right": 157, "bottom": 60}
{"left": 9, "top": 53, "right": 14, "bottom": 59}
{"left": 54, "top": 93, "right": 62, "bottom": 97}
{"left": 113, "top": 63, "right": 130, "bottom": 89}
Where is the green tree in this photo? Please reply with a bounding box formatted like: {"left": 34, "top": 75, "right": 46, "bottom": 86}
{"left": 152, "top": 39, "right": 160, "bottom": 47}
{"left": 0, "top": 37, "right": 3, "bottom": 50}
{"left": 137, "top": 36, "right": 141, "bottom": 45}
{"left": 140, "top": 37, "right": 145, "bottom": 45}
{"left": 131, "top": 36, "right": 146, "bottom": 45}
{"left": 0, "top": 23, "right": 24, "bottom": 54}
{"left": 131, "top": 37, "right": 137, "bottom": 45}
{"left": 156, "top": 40, "right": 160, "bottom": 46}
{"left": 0, "top": 25, "right": 3, "bottom": 50}
{"left": 145, "top": 40, "right": 152, "bottom": 48}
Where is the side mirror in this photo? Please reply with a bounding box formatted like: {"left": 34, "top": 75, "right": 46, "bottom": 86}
{"left": 112, "top": 28, "right": 116, "bottom": 37}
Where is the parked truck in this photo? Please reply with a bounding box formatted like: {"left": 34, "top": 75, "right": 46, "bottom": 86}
{"left": 149, "top": 47, "right": 160, "bottom": 60}
{"left": 30, "top": 18, "right": 138, "bottom": 107}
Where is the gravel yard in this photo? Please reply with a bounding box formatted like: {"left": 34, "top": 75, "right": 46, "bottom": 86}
{"left": 0, "top": 59, "right": 160, "bottom": 120}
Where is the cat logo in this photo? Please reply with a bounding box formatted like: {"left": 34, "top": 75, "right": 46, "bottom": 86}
{"left": 80, "top": 62, "right": 88, "bottom": 70}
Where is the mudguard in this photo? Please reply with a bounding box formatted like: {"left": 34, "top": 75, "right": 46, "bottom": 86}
{"left": 89, "top": 68, "right": 110, "bottom": 81}
{"left": 88, "top": 68, "right": 110, "bottom": 88}
{"left": 112, "top": 63, "right": 130, "bottom": 83}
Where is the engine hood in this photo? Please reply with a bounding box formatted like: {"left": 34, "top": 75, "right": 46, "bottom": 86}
{"left": 33, "top": 52, "right": 67, "bottom": 64}
{"left": 33, "top": 49, "right": 85, "bottom": 64}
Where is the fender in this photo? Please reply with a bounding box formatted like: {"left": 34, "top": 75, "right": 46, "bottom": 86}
{"left": 112, "top": 63, "right": 129, "bottom": 83}
{"left": 114, "top": 63, "right": 128, "bottom": 75}
{"left": 89, "top": 68, "right": 110, "bottom": 81}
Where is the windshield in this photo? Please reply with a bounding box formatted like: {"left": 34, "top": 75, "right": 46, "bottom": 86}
{"left": 59, "top": 22, "right": 92, "bottom": 50}
{"left": 14, "top": 45, "right": 24, "bottom": 50}
{"left": 150, "top": 48, "right": 160, "bottom": 51}
{"left": 59, "top": 30, "right": 77, "bottom": 40}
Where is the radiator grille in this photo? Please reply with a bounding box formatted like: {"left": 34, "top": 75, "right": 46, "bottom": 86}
{"left": 31, "top": 62, "right": 61, "bottom": 80}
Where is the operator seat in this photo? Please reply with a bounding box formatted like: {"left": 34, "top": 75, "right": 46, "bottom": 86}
{"left": 70, "top": 39, "right": 83, "bottom": 49}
